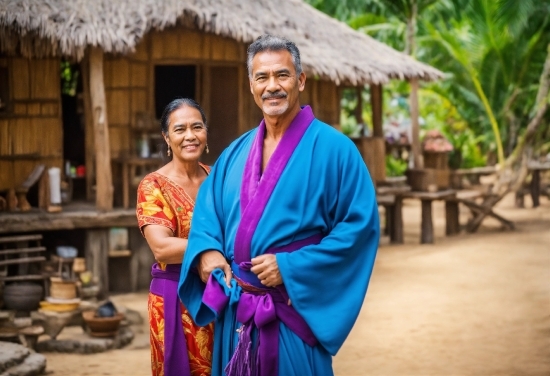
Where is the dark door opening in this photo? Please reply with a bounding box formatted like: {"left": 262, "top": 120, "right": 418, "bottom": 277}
{"left": 154, "top": 65, "right": 196, "bottom": 119}
{"left": 60, "top": 62, "right": 86, "bottom": 202}
{"left": 203, "top": 66, "right": 239, "bottom": 165}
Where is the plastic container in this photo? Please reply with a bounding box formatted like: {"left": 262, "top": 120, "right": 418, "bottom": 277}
{"left": 56, "top": 246, "right": 78, "bottom": 258}
{"left": 48, "top": 167, "right": 61, "bottom": 204}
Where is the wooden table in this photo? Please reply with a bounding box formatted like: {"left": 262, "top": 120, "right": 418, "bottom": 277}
{"left": 452, "top": 166, "right": 496, "bottom": 188}
{"left": 527, "top": 161, "right": 550, "bottom": 208}
{"left": 403, "top": 189, "right": 458, "bottom": 244}
{"left": 113, "top": 156, "right": 164, "bottom": 209}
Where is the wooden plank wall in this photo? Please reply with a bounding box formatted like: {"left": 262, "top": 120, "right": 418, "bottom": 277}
{"left": 0, "top": 29, "right": 343, "bottom": 194}
{"left": 313, "top": 80, "right": 340, "bottom": 126}
{"left": 102, "top": 26, "right": 342, "bottom": 164}
{"left": 104, "top": 28, "right": 247, "bottom": 159}
{"left": 0, "top": 57, "right": 62, "bottom": 191}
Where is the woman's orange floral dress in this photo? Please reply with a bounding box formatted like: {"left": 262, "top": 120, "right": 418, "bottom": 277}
{"left": 136, "top": 166, "right": 213, "bottom": 376}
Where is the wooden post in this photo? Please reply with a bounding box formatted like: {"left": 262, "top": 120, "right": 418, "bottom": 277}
{"left": 410, "top": 78, "right": 422, "bottom": 169}
{"left": 385, "top": 197, "right": 404, "bottom": 244}
{"left": 85, "top": 229, "right": 110, "bottom": 299}
{"left": 445, "top": 200, "right": 460, "bottom": 235}
{"left": 420, "top": 199, "right": 433, "bottom": 244}
{"left": 530, "top": 170, "right": 541, "bottom": 208}
{"left": 80, "top": 59, "right": 95, "bottom": 201}
{"left": 354, "top": 86, "right": 364, "bottom": 128}
{"left": 370, "top": 84, "right": 383, "bottom": 137}
{"left": 88, "top": 47, "right": 113, "bottom": 210}
{"left": 238, "top": 65, "right": 246, "bottom": 136}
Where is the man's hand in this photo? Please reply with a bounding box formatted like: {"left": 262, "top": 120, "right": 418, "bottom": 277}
{"left": 250, "top": 254, "right": 282, "bottom": 287}
{"left": 198, "top": 250, "right": 232, "bottom": 287}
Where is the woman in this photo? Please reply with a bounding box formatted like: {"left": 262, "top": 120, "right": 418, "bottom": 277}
{"left": 136, "top": 98, "right": 213, "bottom": 376}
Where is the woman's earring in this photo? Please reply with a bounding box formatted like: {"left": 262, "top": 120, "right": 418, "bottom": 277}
{"left": 205, "top": 144, "right": 209, "bottom": 154}
{"left": 167, "top": 146, "right": 171, "bottom": 157}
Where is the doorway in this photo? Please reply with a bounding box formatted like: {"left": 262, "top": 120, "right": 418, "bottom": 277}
{"left": 60, "top": 61, "right": 86, "bottom": 202}
{"left": 203, "top": 66, "right": 239, "bottom": 165}
{"left": 154, "top": 65, "right": 196, "bottom": 119}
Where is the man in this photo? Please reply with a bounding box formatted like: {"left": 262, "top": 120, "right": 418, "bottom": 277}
{"left": 178, "top": 34, "right": 380, "bottom": 376}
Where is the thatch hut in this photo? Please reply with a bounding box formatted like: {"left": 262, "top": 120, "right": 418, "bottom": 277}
{"left": 0, "top": 0, "right": 442, "bottom": 293}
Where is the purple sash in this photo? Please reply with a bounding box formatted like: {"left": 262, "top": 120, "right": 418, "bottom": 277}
{"left": 224, "top": 234, "right": 322, "bottom": 376}
{"left": 222, "top": 107, "right": 318, "bottom": 376}
{"left": 150, "top": 263, "right": 191, "bottom": 376}
{"left": 233, "top": 106, "right": 315, "bottom": 263}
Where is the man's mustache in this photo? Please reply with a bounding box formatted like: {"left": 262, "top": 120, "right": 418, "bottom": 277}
{"left": 262, "top": 92, "right": 287, "bottom": 100}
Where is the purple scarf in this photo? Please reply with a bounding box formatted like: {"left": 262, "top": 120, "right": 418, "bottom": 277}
{"left": 224, "top": 106, "right": 319, "bottom": 376}
{"left": 150, "top": 263, "right": 190, "bottom": 376}
{"left": 233, "top": 106, "right": 315, "bottom": 263}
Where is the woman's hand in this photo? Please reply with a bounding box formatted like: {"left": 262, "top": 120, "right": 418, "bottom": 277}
{"left": 198, "top": 250, "right": 232, "bottom": 287}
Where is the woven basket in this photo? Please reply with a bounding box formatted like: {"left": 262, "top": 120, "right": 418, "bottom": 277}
{"left": 49, "top": 277, "right": 77, "bottom": 299}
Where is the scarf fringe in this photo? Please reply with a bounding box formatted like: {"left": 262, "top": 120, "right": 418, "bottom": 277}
{"left": 225, "top": 324, "right": 256, "bottom": 376}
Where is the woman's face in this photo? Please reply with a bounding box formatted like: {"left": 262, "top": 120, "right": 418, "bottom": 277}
{"left": 164, "top": 105, "right": 207, "bottom": 163}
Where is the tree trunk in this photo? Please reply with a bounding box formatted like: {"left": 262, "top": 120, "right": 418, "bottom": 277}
{"left": 492, "top": 43, "right": 550, "bottom": 197}
{"left": 406, "top": 1, "right": 422, "bottom": 168}
{"left": 405, "top": 1, "right": 417, "bottom": 56}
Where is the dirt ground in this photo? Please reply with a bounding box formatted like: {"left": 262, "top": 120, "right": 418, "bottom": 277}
{"left": 43, "top": 193, "right": 550, "bottom": 376}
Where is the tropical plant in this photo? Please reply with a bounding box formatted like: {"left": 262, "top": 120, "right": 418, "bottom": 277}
{"left": 306, "top": 0, "right": 550, "bottom": 174}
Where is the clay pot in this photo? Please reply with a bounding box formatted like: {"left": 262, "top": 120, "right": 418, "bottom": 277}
{"left": 3, "top": 282, "right": 43, "bottom": 312}
{"left": 82, "top": 310, "right": 124, "bottom": 337}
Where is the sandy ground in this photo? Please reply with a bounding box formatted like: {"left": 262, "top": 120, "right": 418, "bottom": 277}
{"left": 43, "top": 193, "right": 550, "bottom": 376}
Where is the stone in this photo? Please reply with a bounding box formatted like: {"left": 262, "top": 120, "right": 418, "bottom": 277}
{"left": 1, "top": 352, "right": 46, "bottom": 376}
{"left": 35, "top": 326, "right": 134, "bottom": 354}
{"left": 0, "top": 342, "right": 46, "bottom": 376}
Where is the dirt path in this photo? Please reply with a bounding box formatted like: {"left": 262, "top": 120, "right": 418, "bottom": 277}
{"left": 44, "top": 195, "right": 550, "bottom": 376}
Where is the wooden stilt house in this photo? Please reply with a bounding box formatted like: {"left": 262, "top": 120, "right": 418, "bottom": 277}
{"left": 0, "top": 0, "right": 443, "bottom": 294}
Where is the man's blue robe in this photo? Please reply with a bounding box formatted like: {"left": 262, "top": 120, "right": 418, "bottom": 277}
{"left": 178, "top": 107, "right": 380, "bottom": 376}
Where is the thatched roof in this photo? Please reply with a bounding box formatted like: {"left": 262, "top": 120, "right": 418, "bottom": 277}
{"left": 0, "top": 0, "right": 443, "bottom": 85}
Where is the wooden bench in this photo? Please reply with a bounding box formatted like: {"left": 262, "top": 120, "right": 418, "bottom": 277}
{"left": 452, "top": 166, "right": 496, "bottom": 188}
{"left": 376, "top": 185, "right": 410, "bottom": 244}
{"left": 403, "top": 189, "right": 458, "bottom": 244}
{"left": 449, "top": 190, "right": 514, "bottom": 232}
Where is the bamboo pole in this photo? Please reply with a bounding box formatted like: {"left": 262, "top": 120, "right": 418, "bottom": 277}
{"left": 88, "top": 47, "right": 113, "bottom": 211}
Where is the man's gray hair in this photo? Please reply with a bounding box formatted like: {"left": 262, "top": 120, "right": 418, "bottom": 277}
{"left": 246, "top": 34, "right": 303, "bottom": 78}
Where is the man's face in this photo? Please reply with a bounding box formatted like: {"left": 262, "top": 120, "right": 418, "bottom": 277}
{"left": 249, "top": 50, "right": 306, "bottom": 117}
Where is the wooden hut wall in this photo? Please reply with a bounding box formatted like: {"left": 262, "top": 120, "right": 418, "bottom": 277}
{"left": 101, "top": 27, "right": 342, "bottom": 167}
{"left": 103, "top": 28, "right": 248, "bottom": 161}
{"left": 0, "top": 57, "right": 62, "bottom": 191}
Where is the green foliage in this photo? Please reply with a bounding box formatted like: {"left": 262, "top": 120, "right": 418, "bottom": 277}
{"left": 60, "top": 61, "right": 79, "bottom": 97}
{"left": 386, "top": 154, "right": 408, "bottom": 176}
{"left": 306, "top": 0, "right": 550, "bottom": 164}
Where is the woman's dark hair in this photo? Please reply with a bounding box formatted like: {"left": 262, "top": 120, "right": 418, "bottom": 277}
{"left": 159, "top": 98, "right": 207, "bottom": 134}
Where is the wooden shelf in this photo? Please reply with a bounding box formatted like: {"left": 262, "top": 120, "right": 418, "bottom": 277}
{"left": 0, "top": 246, "right": 46, "bottom": 256}
{"left": 0, "top": 234, "right": 42, "bottom": 244}
{"left": 0, "top": 274, "right": 47, "bottom": 282}
{"left": 108, "top": 249, "right": 132, "bottom": 258}
{"left": 0, "top": 256, "right": 46, "bottom": 266}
